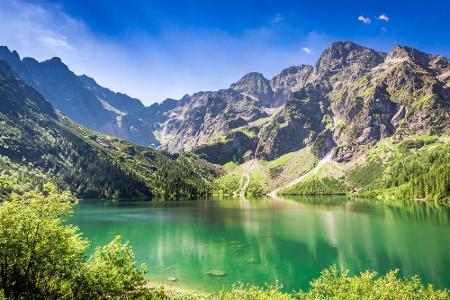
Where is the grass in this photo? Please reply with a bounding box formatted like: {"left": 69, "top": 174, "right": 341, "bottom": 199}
{"left": 215, "top": 148, "right": 317, "bottom": 196}
{"left": 280, "top": 160, "right": 347, "bottom": 195}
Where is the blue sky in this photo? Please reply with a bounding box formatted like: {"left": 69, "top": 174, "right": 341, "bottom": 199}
{"left": 0, "top": 0, "right": 449, "bottom": 104}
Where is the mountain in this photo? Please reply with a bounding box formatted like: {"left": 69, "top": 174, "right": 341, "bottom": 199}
{"left": 1, "top": 42, "right": 448, "bottom": 166}
{"left": 0, "top": 61, "right": 218, "bottom": 199}
{"left": 154, "top": 66, "right": 314, "bottom": 157}
{"left": 213, "top": 42, "right": 450, "bottom": 201}
{"left": 1, "top": 41, "right": 449, "bottom": 201}
{"left": 0, "top": 46, "right": 158, "bottom": 146}
{"left": 190, "top": 41, "right": 450, "bottom": 163}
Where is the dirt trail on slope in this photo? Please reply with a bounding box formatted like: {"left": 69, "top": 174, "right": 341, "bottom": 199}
{"left": 268, "top": 151, "right": 333, "bottom": 198}
{"left": 239, "top": 159, "right": 257, "bottom": 200}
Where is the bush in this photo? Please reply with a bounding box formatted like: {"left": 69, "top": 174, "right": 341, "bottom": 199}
{"left": 299, "top": 266, "right": 449, "bottom": 300}
{"left": 214, "top": 283, "right": 291, "bottom": 300}
{"left": 76, "top": 236, "right": 147, "bottom": 299}
{"left": 0, "top": 182, "right": 148, "bottom": 299}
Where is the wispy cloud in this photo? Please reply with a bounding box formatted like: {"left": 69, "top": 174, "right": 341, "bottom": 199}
{"left": 358, "top": 16, "right": 371, "bottom": 24}
{"left": 0, "top": 0, "right": 324, "bottom": 104}
{"left": 378, "top": 14, "right": 389, "bottom": 22}
{"left": 273, "top": 14, "right": 284, "bottom": 24}
{"left": 302, "top": 47, "right": 312, "bottom": 54}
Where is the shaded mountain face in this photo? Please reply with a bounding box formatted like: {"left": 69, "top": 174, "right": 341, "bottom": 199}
{"left": 0, "top": 46, "right": 159, "bottom": 146}
{"left": 0, "top": 61, "right": 218, "bottom": 198}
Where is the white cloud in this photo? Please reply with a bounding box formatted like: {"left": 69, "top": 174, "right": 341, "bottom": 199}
{"left": 302, "top": 47, "right": 312, "bottom": 54}
{"left": 358, "top": 16, "right": 371, "bottom": 24}
{"left": 39, "top": 36, "right": 71, "bottom": 48}
{"left": 378, "top": 14, "right": 389, "bottom": 22}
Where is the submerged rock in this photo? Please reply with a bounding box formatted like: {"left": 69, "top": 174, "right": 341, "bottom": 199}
{"left": 247, "top": 258, "right": 258, "bottom": 264}
{"left": 206, "top": 269, "right": 227, "bottom": 276}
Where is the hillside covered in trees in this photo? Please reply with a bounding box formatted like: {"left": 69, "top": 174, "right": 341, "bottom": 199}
{"left": 0, "top": 62, "right": 219, "bottom": 199}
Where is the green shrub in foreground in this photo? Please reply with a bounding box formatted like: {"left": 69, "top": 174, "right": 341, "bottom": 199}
{"left": 0, "top": 182, "right": 147, "bottom": 299}
{"left": 299, "top": 266, "right": 448, "bottom": 300}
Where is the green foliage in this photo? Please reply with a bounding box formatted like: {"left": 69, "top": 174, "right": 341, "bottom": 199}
{"left": 213, "top": 283, "right": 291, "bottom": 300}
{"left": 299, "top": 266, "right": 448, "bottom": 300}
{"left": 180, "top": 267, "right": 449, "bottom": 299}
{"left": 351, "top": 136, "right": 450, "bottom": 201}
{"left": 0, "top": 183, "right": 149, "bottom": 299}
{"left": 0, "top": 183, "right": 85, "bottom": 299}
{"left": 269, "top": 166, "right": 283, "bottom": 178}
{"left": 239, "top": 128, "right": 257, "bottom": 138}
{"left": 76, "top": 236, "right": 147, "bottom": 299}
{"left": 281, "top": 177, "right": 347, "bottom": 195}
{"left": 347, "top": 159, "right": 384, "bottom": 191}
{"left": 0, "top": 110, "right": 217, "bottom": 199}
{"left": 246, "top": 180, "right": 267, "bottom": 196}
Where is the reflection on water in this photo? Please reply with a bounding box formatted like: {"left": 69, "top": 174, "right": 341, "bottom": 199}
{"left": 70, "top": 196, "right": 450, "bottom": 291}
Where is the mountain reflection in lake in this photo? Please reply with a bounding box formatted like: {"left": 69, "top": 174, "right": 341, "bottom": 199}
{"left": 70, "top": 196, "right": 450, "bottom": 292}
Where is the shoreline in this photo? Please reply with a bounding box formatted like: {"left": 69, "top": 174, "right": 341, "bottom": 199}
{"left": 145, "top": 279, "right": 210, "bottom": 298}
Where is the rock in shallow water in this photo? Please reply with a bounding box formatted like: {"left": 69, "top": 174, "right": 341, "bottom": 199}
{"left": 206, "top": 269, "right": 227, "bottom": 276}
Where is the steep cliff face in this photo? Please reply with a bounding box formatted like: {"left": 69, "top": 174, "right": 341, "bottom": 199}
{"left": 270, "top": 65, "right": 313, "bottom": 106}
{"left": 157, "top": 89, "right": 267, "bottom": 153}
{"left": 256, "top": 84, "right": 333, "bottom": 160}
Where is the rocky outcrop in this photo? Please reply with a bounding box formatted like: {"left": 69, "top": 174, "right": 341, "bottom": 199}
{"left": 230, "top": 72, "right": 274, "bottom": 106}
{"left": 194, "top": 131, "right": 258, "bottom": 164}
{"left": 157, "top": 89, "right": 267, "bottom": 153}
{"left": 270, "top": 65, "right": 313, "bottom": 106}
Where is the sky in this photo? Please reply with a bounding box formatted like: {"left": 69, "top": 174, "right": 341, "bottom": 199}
{"left": 0, "top": 0, "right": 449, "bottom": 105}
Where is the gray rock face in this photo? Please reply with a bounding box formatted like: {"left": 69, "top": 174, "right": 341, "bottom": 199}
{"left": 157, "top": 89, "right": 267, "bottom": 153}
{"left": 230, "top": 72, "right": 274, "bottom": 106}
{"left": 256, "top": 84, "right": 332, "bottom": 160}
{"left": 314, "top": 41, "right": 386, "bottom": 79}
{"left": 270, "top": 65, "right": 313, "bottom": 107}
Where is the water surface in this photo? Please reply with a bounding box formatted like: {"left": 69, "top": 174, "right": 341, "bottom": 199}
{"left": 70, "top": 196, "right": 450, "bottom": 292}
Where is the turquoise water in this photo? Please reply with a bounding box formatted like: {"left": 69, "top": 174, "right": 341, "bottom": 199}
{"left": 70, "top": 196, "right": 450, "bottom": 292}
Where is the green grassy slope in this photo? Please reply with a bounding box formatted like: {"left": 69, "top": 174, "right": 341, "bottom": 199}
{"left": 215, "top": 148, "right": 317, "bottom": 196}
{"left": 280, "top": 135, "right": 450, "bottom": 201}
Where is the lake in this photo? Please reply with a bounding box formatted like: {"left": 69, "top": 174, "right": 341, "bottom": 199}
{"left": 69, "top": 196, "right": 450, "bottom": 292}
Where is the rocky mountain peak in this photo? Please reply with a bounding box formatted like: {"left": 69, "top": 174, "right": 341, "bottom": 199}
{"left": 0, "top": 46, "right": 17, "bottom": 60}
{"left": 269, "top": 65, "right": 313, "bottom": 107}
{"left": 0, "top": 46, "right": 22, "bottom": 66}
{"left": 41, "top": 57, "right": 69, "bottom": 71}
{"left": 385, "top": 45, "right": 438, "bottom": 71}
{"left": 78, "top": 74, "right": 100, "bottom": 89}
{"left": 230, "top": 72, "right": 271, "bottom": 92}
{"left": 315, "top": 41, "right": 385, "bottom": 78}
{"left": 230, "top": 72, "right": 273, "bottom": 105}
